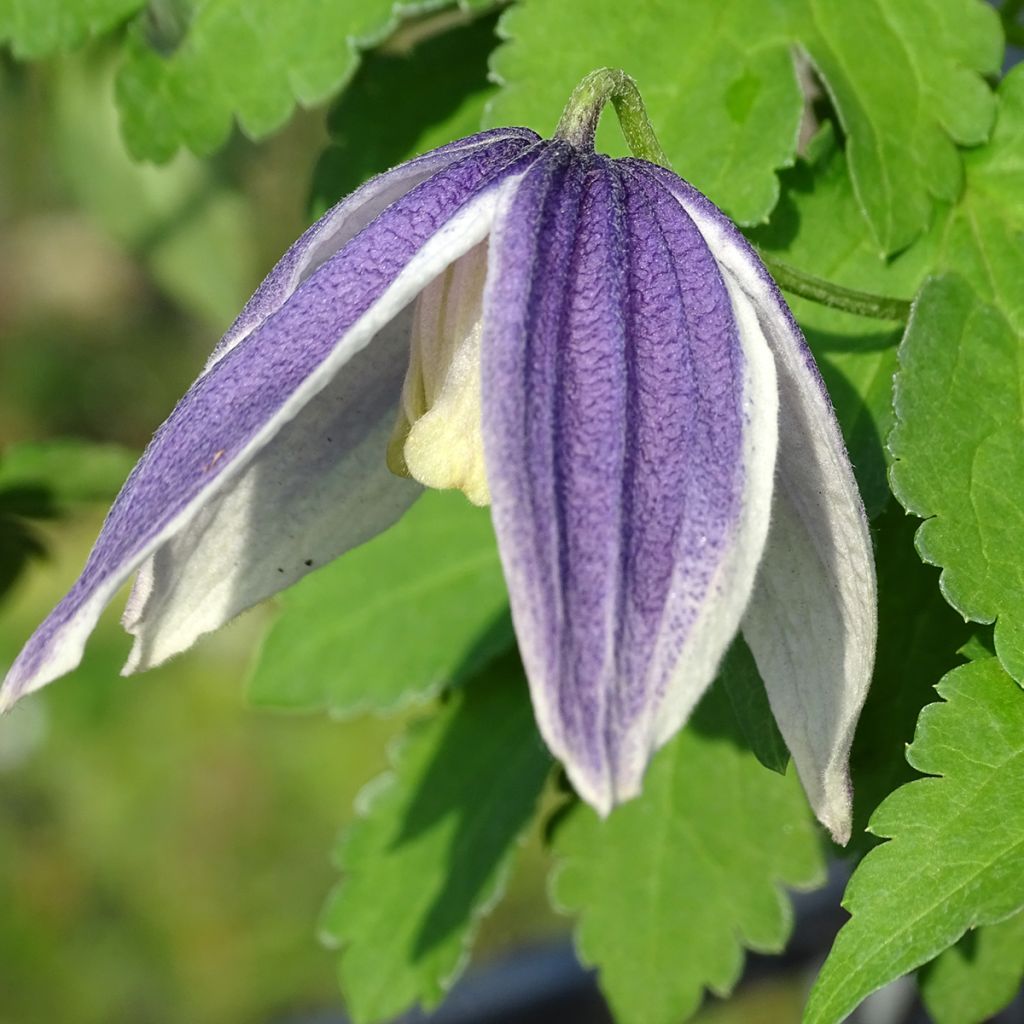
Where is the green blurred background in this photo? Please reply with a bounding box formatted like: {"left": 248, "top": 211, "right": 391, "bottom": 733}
{"left": 0, "top": 18, "right": 816, "bottom": 1024}
{"left": 0, "top": 29, "right": 569, "bottom": 1023}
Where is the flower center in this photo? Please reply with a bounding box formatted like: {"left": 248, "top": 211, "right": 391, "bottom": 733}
{"left": 386, "top": 242, "right": 491, "bottom": 506}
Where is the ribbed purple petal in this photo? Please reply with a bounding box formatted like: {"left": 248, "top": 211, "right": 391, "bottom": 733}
{"left": 120, "top": 307, "right": 420, "bottom": 673}
{"left": 482, "top": 153, "right": 778, "bottom": 812}
{"left": 1, "top": 135, "right": 542, "bottom": 708}
{"left": 641, "top": 162, "right": 877, "bottom": 843}
{"left": 209, "top": 128, "right": 540, "bottom": 367}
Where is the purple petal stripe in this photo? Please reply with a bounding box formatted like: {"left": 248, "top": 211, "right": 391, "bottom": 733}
{"left": 210, "top": 128, "right": 540, "bottom": 367}
{"left": 639, "top": 160, "right": 876, "bottom": 843}
{"left": 483, "top": 152, "right": 772, "bottom": 813}
{"left": 1, "top": 135, "right": 542, "bottom": 708}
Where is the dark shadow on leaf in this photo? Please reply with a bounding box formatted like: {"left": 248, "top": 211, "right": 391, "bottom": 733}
{"left": 386, "top": 648, "right": 550, "bottom": 960}
{"left": 813, "top": 347, "right": 890, "bottom": 521}
{"left": 0, "top": 513, "right": 48, "bottom": 604}
{"left": 0, "top": 483, "right": 59, "bottom": 519}
{"left": 685, "top": 674, "right": 761, "bottom": 752}
{"left": 310, "top": 8, "right": 502, "bottom": 215}
{"left": 719, "top": 637, "right": 789, "bottom": 774}
{"left": 447, "top": 605, "right": 516, "bottom": 692}
{"left": 543, "top": 791, "right": 577, "bottom": 849}
{"left": 744, "top": 157, "right": 807, "bottom": 253}
{"left": 846, "top": 506, "right": 972, "bottom": 855}
{"left": 804, "top": 326, "right": 902, "bottom": 353}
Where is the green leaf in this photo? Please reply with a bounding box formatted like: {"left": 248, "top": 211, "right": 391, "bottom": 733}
{"left": 0, "top": 0, "right": 144, "bottom": 58}
{"left": 52, "top": 50, "right": 256, "bottom": 325}
{"left": 0, "top": 440, "right": 136, "bottom": 508}
{"left": 487, "top": 0, "right": 1000, "bottom": 244}
{"left": 720, "top": 637, "right": 789, "bottom": 775}
{"left": 248, "top": 490, "right": 512, "bottom": 715}
{"left": 920, "top": 911, "right": 1024, "bottom": 1024}
{"left": 114, "top": 0, "right": 454, "bottom": 162}
{"left": 797, "top": 0, "right": 1001, "bottom": 254}
{"left": 889, "top": 275, "right": 1024, "bottom": 684}
{"left": 925, "top": 65, "right": 1024, "bottom": 335}
{"left": 311, "top": 7, "right": 500, "bottom": 217}
{"left": 805, "top": 658, "right": 1024, "bottom": 1024}
{"left": 487, "top": 0, "right": 803, "bottom": 226}
{"left": 320, "top": 653, "right": 550, "bottom": 1024}
{"left": 757, "top": 66, "right": 1023, "bottom": 526}
{"left": 847, "top": 504, "right": 972, "bottom": 849}
{"left": 551, "top": 682, "right": 824, "bottom": 1024}
{"left": 750, "top": 126, "right": 930, "bottom": 519}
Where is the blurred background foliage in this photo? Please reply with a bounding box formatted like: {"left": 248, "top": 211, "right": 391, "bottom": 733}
{"left": 0, "top": 11, "right": 577, "bottom": 1023}
{"left": 9, "top": 4, "right": 1005, "bottom": 1021}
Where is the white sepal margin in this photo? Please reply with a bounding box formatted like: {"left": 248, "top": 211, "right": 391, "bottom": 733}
{"left": 622, "top": 278, "right": 780, "bottom": 804}
{"left": 671, "top": 180, "right": 877, "bottom": 846}
{"left": 1, "top": 188, "right": 506, "bottom": 709}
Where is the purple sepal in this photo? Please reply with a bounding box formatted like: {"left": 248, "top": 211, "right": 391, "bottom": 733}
{"left": 482, "top": 151, "right": 776, "bottom": 812}
{"left": 1, "top": 133, "right": 542, "bottom": 707}
{"left": 637, "top": 160, "right": 877, "bottom": 843}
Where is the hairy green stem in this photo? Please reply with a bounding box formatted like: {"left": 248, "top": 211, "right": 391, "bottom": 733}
{"left": 760, "top": 256, "right": 911, "bottom": 322}
{"left": 555, "top": 68, "right": 672, "bottom": 166}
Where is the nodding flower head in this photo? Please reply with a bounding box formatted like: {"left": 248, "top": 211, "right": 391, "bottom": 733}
{"left": 1, "top": 70, "right": 875, "bottom": 845}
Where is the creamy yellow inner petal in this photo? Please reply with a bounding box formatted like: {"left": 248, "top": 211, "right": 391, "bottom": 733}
{"left": 386, "top": 242, "right": 490, "bottom": 506}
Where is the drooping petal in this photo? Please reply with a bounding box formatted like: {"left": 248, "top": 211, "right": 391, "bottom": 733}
{"left": 124, "top": 137, "right": 540, "bottom": 669}
{"left": 482, "top": 151, "right": 778, "bottom": 813}
{"left": 643, "top": 162, "right": 877, "bottom": 844}
{"left": 121, "top": 306, "right": 419, "bottom": 673}
{"left": 208, "top": 128, "right": 540, "bottom": 369}
{"left": 1, "top": 137, "right": 541, "bottom": 708}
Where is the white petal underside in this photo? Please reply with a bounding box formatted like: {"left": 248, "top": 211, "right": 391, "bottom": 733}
{"left": 122, "top": 309, "right": 421, "bottom": 672}
{"left": 670, "top": 180, "right": 876, "bottom": 845}
{"left": 122, "top": 193, "right": 505, "bottom": 672}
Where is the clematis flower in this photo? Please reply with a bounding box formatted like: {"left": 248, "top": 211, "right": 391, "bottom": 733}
{"left": 0, "top": 71, "right": 874, "bottom": 843}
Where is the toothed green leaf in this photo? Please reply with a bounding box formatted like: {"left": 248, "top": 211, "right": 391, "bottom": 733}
{"left": 806, "top": 659, "right": 1024, "bottom": 1023}
{"left": 552, "top": 682, "right": 823, "bottom": 1024}
{"left": 249, "top": 490, "right": 511, "bottom": 716}
{"left": 321, "top": 654, "right": 550, "bottom": 1023}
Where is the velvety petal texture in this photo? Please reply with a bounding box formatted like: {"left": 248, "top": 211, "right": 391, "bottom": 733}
{"left": 641, "top": 163, "right": 877, "bottom": 843}
{"left": 1, "top": 131, "right": 542, "bottom": 706}
{"left": 482, "top": 148, "right": 778, "bottom": 814}
{"left": 208, "top": 128, "right": 540, "bottom": 369}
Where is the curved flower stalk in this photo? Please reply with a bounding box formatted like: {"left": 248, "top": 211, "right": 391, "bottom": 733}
{"left": 0, "top": 71, "right": 875, "bottom": 844}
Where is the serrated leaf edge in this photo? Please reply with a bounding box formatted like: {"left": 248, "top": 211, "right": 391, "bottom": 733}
{"left": 321, "top": 700, "right": 550, "bottom": 1019}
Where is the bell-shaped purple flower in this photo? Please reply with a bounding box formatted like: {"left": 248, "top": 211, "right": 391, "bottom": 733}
{"left": 0, "top": 74, "right": 875, "bottom": 843}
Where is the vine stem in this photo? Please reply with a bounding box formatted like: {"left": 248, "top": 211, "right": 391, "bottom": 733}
{"left": 759, "top": 256, "right": 912, "bottom": 323}
{"left": 556, "top": 67, "right": 912, "bottom": 323}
